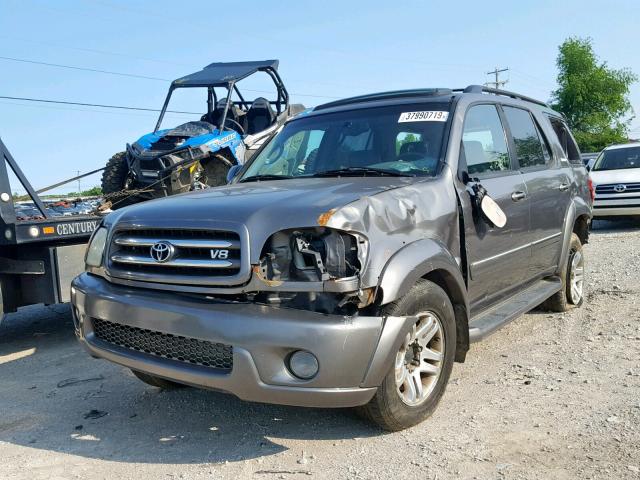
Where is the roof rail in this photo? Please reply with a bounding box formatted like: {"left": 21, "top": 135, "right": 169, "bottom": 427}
{"left": 454, "top": 84, "right": 548, "bottom": 107}
{"left": 315, "top": 88, "right": 453, "bottom": 111}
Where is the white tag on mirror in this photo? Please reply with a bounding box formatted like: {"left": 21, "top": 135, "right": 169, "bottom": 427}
{"left": 481, "top": 195, "right": 507, "bottom": 228}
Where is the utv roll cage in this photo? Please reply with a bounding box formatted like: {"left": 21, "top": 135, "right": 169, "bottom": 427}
{"left": 153, "top": 60, "right": 290, "bottom": 133}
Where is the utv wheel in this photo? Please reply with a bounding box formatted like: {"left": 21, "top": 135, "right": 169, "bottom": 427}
{"left": 359, "top": 280, "right": 456, "bottom": 431}
{"left": 101, "top": 152, "right": 128, "bottom": 194}
{"left": 131, "top": 370, "right": 186, "bottom": 390}
{"left": 542, "top": 233, "right": 584, "bottom": 312}
{"left": 200, "top": 152, "right": 235, "bottom": 188}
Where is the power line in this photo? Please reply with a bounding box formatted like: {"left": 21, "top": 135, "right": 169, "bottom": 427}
{"left": 0, "top": 55, "right": 340, "bottom": 99}
{"left": 485, "top": 67, "right": 509, "bottom": 89}
{"left": 0, "top": 34, "right": 195, "bottom": 68}
{"left": 0, "top": 95, "right": 199, "bottom": 114}
{"left": 0, "top": 55, "right": 170, "bottom": 82}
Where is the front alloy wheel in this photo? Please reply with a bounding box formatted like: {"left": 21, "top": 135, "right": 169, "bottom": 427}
{"left": 395, "top": 311, "right": 444, "bottom": 406}
{"left": 359, "top": 280, "right": 456, "bottom": 431}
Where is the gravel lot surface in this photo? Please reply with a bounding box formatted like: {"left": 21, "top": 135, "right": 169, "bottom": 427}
{"left": 1, "top": 219, "right": 639, "bottom": 480}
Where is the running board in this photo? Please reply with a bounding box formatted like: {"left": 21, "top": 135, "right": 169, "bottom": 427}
{"left": 469, "top": 278, "right": 562, "bottom": 342}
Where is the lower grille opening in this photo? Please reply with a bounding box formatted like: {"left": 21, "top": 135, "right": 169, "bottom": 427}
{"left": 92, "top": 318, "right": 233, "bottom": 371}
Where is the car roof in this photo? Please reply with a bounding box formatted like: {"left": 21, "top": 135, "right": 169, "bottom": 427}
{"left": 172, "top": 60, "right": 279, "bottom": 88}
{"left": 306, "top": 85, "right": 558, "bottom": 119}
{"left": 603, "top": 142, "right": 640, "bottom": 151}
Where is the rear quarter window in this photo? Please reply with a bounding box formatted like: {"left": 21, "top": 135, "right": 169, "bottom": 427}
{"left": 546, "top": 115, "right": 582, "bottom": 164}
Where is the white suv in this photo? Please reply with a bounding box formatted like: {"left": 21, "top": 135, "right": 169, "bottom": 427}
{"left": 589, "top": 143, "right": 640, "bottom": 218}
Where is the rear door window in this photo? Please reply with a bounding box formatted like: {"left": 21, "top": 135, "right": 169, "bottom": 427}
{"left": 461, "top": 104, "right": 511, "bottom": 176}
{"left": 503, "top": 106, "right": 549, "bottom": 169}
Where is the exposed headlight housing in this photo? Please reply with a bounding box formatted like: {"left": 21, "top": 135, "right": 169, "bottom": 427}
{"left": 260, "top": 228, "right": 367, "bottom": 283}
{"left": 85, "top": 227, "right": 108, "bottom": 268}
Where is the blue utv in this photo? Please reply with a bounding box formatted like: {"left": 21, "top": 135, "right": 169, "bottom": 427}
{"left": 101, "top": 60, "right": 304, "bottom": 207}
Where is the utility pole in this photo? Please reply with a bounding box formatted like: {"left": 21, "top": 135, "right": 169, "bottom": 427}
{"left": 77, "top": 170, "right": 81, "bottom": 195}
{"left": 485, "top": 67, "right": 509, "bottom": 89}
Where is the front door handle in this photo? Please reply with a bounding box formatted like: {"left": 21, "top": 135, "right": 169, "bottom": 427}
{"left": 559, "top": 182, "right": 570, "bottom": 191}
{"left": 511, "top": 191, "right": 527, "bottom": 202}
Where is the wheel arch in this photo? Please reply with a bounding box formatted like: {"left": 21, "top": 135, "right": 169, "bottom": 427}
{"left": 377, "top": 238, "right": 470, "bottom": 363}
{"left": 557, "top": 199, "right": 591, "bottom": 276}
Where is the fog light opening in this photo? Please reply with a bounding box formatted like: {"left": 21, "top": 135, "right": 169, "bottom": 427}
{"left": 287, "top": 350, "right": 319, "bottom": 380}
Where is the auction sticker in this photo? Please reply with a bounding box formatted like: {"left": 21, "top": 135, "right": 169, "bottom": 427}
{"left": 398, "top": 111, "right": 449, "bottom": 122}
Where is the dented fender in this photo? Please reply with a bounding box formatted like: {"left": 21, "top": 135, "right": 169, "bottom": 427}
{"left": 377, "top": 238, "right": 467, "bottom": 307}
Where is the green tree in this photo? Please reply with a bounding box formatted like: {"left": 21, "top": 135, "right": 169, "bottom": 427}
{"left": 550, "top": 37, "right": 637, "bottom": 152}
{"left": 79, "top": 186, "right": 103, "bottom": 197}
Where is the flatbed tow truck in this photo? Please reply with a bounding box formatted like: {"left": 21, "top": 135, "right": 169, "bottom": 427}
{"left": 0, "top": 138, "right": 101, "bottom": 323}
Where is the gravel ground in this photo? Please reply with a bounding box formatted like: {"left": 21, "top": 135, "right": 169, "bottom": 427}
{"left": 1, "top": 219, "right": 639, "bottom": 480}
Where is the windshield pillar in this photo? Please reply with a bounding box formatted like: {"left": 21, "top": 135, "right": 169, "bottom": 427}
{"left": 218, "top": 82, "right": 235, "bottom": 132}
{"left": 154, "top": 85, "right": 175, "bottom": 133}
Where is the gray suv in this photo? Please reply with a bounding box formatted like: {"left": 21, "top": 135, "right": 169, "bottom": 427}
{"left": 71, "top": 85, "right": 592, "bottom": 431}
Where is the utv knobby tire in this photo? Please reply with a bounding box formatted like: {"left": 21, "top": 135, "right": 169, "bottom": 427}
{"left": 541, "top": 233, "right": 584, "bottom": 312}
{"left": 358, "top": 280, "right": 456, "bottom": 431}
{"left": 101, "top": 151, "right": 128, "bottom": 194}
{"left": 131, "top": 370, "right": 186, "bottom": 390}
{"left": 201, "top": 152, "right": 235, "bottom": 188}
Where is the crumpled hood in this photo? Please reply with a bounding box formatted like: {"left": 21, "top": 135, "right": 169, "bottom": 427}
{"left": 104, "top": 169, "right": 459, "bottom": 285}
{"left": 105, "top": 177, "right": 418, "bottom": 264}
{"left": 111, "top": 177, "right": 415, "bottom": 228}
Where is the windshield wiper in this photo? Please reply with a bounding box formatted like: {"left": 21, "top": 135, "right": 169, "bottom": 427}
{"left": 311, "top": 167, "right": 414, "bottom": 178}
{"left": 239, "top": 174, "right": 294, "bottom": 183}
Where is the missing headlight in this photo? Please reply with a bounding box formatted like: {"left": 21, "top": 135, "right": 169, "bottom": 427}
{"left": 260, "top": 228, "right": 363, "bottom": 283}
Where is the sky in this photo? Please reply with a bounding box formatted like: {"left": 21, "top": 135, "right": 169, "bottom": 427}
{"left": 1, "top": 0, "right": 639, "bottom": 194}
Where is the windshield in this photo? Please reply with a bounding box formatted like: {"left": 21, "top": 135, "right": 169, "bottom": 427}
{"left": 239, "top": 103, "right": 450, "bottom": 180}
{"left": 593, "top": 146, "right": 640, "bottom": 171}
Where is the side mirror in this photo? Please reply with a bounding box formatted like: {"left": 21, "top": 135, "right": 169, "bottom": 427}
{"left": 468, "top": 179, "right": 507, "bottom": 229}
{"left": 226, "top": 164, "right": 242, "bottom": 183}
{"left": 480, "top": 195, "right": 507, "bottom": 228}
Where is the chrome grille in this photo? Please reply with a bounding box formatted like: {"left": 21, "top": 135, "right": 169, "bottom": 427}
{"left": 92, "top": 318, "right": 233, "bottom": 371}
{"left": 108, "top": 228, "right": 241, "bottom": 280}
{"left": 595, "top": 182, "right": 640, "bottom": 194}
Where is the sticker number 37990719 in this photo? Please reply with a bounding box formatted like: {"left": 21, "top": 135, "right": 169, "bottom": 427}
{"left": 398, "top": 111, "right": 449, "bottom": 123}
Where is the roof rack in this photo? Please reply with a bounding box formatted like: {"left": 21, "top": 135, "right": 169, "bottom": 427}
{"left": 315, "top": 88, "right": 453, "bottom": 111}
{"left": 454, "top": 85, "right": 548, "bottom": 107}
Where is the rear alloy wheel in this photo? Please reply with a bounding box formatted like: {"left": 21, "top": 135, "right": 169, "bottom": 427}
{"left": 359, "top": 280, "right": 456, "bottom": 431}
{"left": 568, "top": 249, "right": 585, "bottom": 305}
{"left": 542, "top": 233, "right": 584, "bottom": 312}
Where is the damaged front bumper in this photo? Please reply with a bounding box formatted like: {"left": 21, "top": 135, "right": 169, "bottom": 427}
{"left": 126, "top": 143, "right": 213, "bottom": 195}
{"left": 71, "top": 273, "right": 415, "bottom": 408}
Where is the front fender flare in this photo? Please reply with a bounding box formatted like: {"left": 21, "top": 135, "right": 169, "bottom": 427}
{"left": 377, "top": 238, "right": 467, "bottom": 309}
{"left": 374, "top": 238, "right": 470, "bottom": 365}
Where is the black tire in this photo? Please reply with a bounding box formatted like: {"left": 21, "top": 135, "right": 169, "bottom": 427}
{"left": 359, "top": 280, "right": 457, "bottom": 431}
{"left": 131, "top": 370, "right": 186, "bottom": 390}
{"left": 541, "top": 233, "right": 584, "bottom": 312}
{"left": 101, "top": 151, "right": 129, "bottom": 194}
{"left": 200, "top": 152, "right": 235, "bottom": 188}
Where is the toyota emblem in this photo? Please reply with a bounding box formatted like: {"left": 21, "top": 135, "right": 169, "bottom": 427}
{"left": 150, "top": 241, "right": 175, "bottom": 263}
{"left": 614, "top": 184, "right": 627, "bottom": 193}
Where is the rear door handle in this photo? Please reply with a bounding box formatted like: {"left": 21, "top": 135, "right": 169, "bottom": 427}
{"left": 559, "top": 182, "right": 570, "bottom": 191}
{"left": 511, "top": 191, "right": 527, "bottom": 202}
